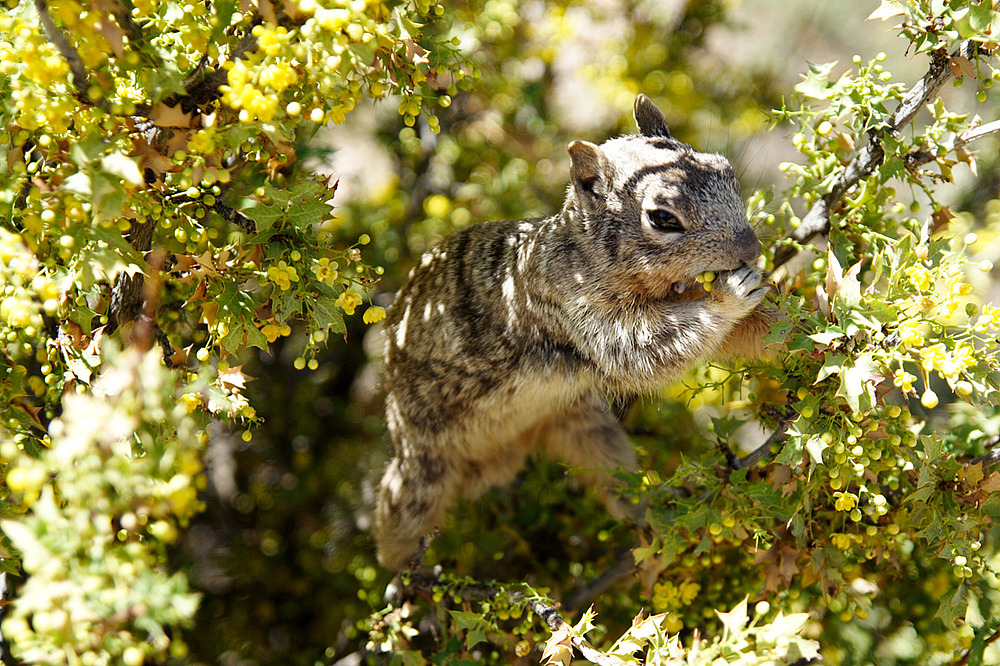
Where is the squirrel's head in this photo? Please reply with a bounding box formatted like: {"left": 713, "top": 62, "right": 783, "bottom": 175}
{"left": 565, "top": 94, "right": 760, "bottom": 301}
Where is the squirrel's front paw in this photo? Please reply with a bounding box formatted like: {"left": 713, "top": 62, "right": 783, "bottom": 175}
{"left": 712, "top": 265, "right": 767, "bottom": 316}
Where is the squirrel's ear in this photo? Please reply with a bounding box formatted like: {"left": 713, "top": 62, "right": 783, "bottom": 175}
{"left": 634, "top": 94, "right": 671, "bottom": 138}
{"left": 568, "top": 140, "right": 607, "bottom": 196}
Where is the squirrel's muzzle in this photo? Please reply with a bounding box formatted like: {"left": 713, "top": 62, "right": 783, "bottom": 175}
{"left": 734, "top": 227, "right": 761, "bottom": 265}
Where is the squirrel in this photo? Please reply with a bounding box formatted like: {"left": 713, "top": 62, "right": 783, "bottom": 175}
{"left": 375, "top": 95, "right": 775, "bottom": 570}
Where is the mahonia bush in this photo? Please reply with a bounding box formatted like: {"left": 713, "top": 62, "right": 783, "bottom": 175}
{"left": 0, "top": 0, "right": 467, "bottom": 663}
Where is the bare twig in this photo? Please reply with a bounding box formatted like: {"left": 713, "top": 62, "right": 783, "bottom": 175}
{"left": 969, "top": 435, "right": 1000, "bottom": 469}
{"left": 733, "top": 418, "right": 793, "bottom": 471}
{"left": 772, "top": 40, "right": 978, "bottom": 271}
{"left": 950, "top": 623, "right": 1000, "bottom": 666}
{"left": 212, "top": 199, "right": 258, "bottom": 235}
{"left": 0, "top": 573, "right": 20, "bottom": 666}
{"left": 34, "top": 0, "right": 88, "bottom": 97}
{"left": 408, "top": 527, "right": 440, "bottom": 571}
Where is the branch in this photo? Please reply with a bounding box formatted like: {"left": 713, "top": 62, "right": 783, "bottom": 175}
{"left": 950, "top": 623, "right": 1000, "bottom": 666}
{"left": 565, "top": 546, "right": 635, "bottom": 612}
{"left": 396, "top": 570, "right": 628, "bottom": 666}
{"left": 0, "top": 573, "right": 21, "bottom": 666}
{"left": 733, "top": 417, "right": 793, "bottom": 471}
{"left": 212, "top": 199, "right": 257, "bottom": 235}
{"left": 34, "top": 0, "right": 109, "bottom": 111}
{"left": 772, "top": 40, "right": 978, "bottom": 271}
{"left": 969, "top": 435, "right": 1000, "bottom": 469}
{"left": 905, "top": 118, "right": 1000, "bottom": 170}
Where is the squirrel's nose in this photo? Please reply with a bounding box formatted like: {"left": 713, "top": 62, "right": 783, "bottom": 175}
{"left": 735, "top": 227, "right": 761, "bottom": 265}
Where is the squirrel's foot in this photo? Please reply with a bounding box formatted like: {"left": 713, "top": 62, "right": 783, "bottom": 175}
{"left": 712, "top": 265, "right": 767, "bottom": 317}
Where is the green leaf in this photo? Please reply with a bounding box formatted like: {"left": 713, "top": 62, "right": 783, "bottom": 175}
{"left": 837, "top": 353, "right": 877, "bottom": 414}
{"left": 809, "top": 330, "right": 845, "bottom": 346}
{"left": 935, "top": 582, "right": 967, "bottom": 626}
{"left": 312, "top": 296, "right": 346, "bottom": 334}
{"left": 220, "top": 322, "right": 245, "bottom": 355}
{"left": 805, "top": 435, "right": 830, "bottom": 466}
{"left": 969, "top": 2, "right": 994, "bottom": 33}
{"left": 243, "top": 204, "right": 284, "bottom": 233}
{"left": 245, "top": 323, "right": 269, "bottom": 351}
{"left": 716, "top": 596, "right": 749, "bottom": 636}
{"left": 449, "top": 611, "right": 488, "bottom": 648}
{"left": 287, "top": 199, "right": 332, "bottom": 232}
{"left": 763, "top": 319, "right": 792, "bottom": 346}
{"left": 100, "top": 152, "right": 144, "bottom": 186}
{"left": 816, "top": 353, "right": 846, "bottom": 382}
{"left": 795, "top": 61, "right": 839, "bottom": 99}
{"left": 867, "top": 0, "right": 907, "bottom": 21}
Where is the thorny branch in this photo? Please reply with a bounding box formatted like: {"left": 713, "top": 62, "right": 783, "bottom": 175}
{"left": 771, "top": 40, "right": 980, "bottom": 271}
{"left": 905, "top": 118, "right": 1000, "bottom": 169}
{"left": 398, "top": 563, "right": 629, "bottom": 666}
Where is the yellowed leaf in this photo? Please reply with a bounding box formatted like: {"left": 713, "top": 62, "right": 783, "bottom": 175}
{"left": 149, "top": 102, "right": 197, "bottom": 128}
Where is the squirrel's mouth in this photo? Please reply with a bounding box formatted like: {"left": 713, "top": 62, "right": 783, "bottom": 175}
{"left": 662, "top": 278, "right": 711, "bottom": 302}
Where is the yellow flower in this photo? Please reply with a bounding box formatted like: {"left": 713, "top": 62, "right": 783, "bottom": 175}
{"left": 259, "top": 62, "right": 298, "bottom": 92}
{"left": 834, "top": 492, "right": 858, "bottom": 512}
{"left": 266, "top": 261, "right": 299, "bottom": 290}
{"left": 905, "top": 266, "right": 933, "bottom": 291}
{"left": 188, "top": 128, "right": 216, "bottom": 154}
{"left": 311, "top": 257, "right": 338, "bottom": 285}
{"left": 897, "top": 320, "right": 924, "bottom": 347}
{"left": 252, "top": 24, "right": 290, "bottom": 56}
{"left": 335, "top": 289, "right": 363, "bottom": 315}
{"left": 261, "top": 323, "right": 281, "bottom": 342}
{"left": 831, "top": 533, "right": 852, "bottom": 550}
{"left": 180, "top": 392, "right": 202, "bottom": 413}
{"left": 892, "top": 369, "right": 915, "bottom": 392}
{"left": 919, "top": 343, "right": 946, "bottom": 372}
{"left": 974, "top": 304, "right": 1000, "bottom": 332}
{"left": 363, "top": 305, "right": 386, "bottom": 324}
{"left": 677, "top": 580, "right": 701, "bottom": 605}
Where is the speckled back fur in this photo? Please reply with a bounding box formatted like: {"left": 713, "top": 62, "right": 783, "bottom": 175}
{"left": 375, "top": 95, "right": 774, "bottom": 570}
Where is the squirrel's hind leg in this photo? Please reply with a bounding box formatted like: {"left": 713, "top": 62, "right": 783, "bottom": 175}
{"left": 374, "top": 453, "right": 458, "bottom": 570}
{"left": 538, "top": 395, "right": 639, "bottom": 520}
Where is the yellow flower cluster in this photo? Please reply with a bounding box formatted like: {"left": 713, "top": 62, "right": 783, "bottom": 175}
{"left": 974, "top": 304, "right": 1000, "bottom": 333}
{"left": 220, "top": 25, "right": 300, "bottom": 123}
{"left": 261, "top": 321, "right": 292, "bottom": 343}
{"left": 0, "top": 230, "right": 52, "bottom": 333}
{"left": 254, "top": 24, "right": 292, "bottom": 56}
{"left": 267, "top": 261, "right": 299, "bottom": 290}
{"left": 897, "top": 319, "right": 924, "bottom": 347}
{"left": 187, "top": 129, "right": 216, "bottom": 154}
{"left": 1, "top": 17, "right": 75, "bottom": 133}
{"left": 892, "top": 368, "right": 916, "bottom": 392}
{"left": 918, "top": 342, "right": 976, "bottom": 379}
{"left": 651, "top": 579, "right": 701, "bottom": 615}
{"left": 831, "top": 533, "right": 853, "bottom": 550}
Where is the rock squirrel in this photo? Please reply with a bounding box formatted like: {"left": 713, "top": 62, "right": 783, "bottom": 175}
{"left": 375, "top": 95, "right": 774, "bottom": 570}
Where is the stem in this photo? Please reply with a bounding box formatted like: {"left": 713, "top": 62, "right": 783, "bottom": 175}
{"left": 772, "top": 40, "right": 979, "bottom": 271}
{"left": 34, "top": 0, "right": 109, "bottom": 111}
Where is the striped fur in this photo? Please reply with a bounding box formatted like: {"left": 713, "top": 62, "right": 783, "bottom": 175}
{"left": 375, "top": 96, "right": 772, "bottom": 569}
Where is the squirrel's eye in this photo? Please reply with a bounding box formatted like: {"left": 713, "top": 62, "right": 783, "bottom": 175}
{"left": 648, "top": 209, "right": 683, "bottom": 233}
